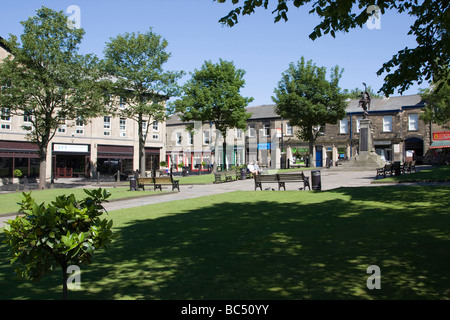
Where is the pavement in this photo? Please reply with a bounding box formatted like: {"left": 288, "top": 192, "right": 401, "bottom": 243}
{"left": 0, "top": 166, "right": 436, "bottom": 229}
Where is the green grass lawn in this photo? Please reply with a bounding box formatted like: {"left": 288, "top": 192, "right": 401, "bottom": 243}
{"left": 374, "top": 165, "right": 450, "bottom": 183}
{"left": 1, "top": 184, "right": 449, "bottom": 300}
{"left": 0, "top": 187, "right": 162, "bottom": 215}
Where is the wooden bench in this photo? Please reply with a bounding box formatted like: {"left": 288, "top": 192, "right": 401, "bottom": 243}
{"left": 214, "top": 171, "right": 234, "bottom": 183}
{"left": 254, "top": 173, "right": 310, "bottom": 191}
{"left": 402, "top": 160, "right": 416, "bottom": 174}
{"left": 254, "top": 174, "right": 279, "bottom": 190}
{"left": 277, "top": 172, "right": 310, "bottom": 191}
{"left": 137, "top": 176, "right": 180, "bottom": 191}
{"left": 376, "top": 164, "right": 393, "bottom": 179}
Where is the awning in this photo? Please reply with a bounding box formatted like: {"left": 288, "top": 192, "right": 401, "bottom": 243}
{"left": 430, "top": 141, "right": 450, "bottom": 149}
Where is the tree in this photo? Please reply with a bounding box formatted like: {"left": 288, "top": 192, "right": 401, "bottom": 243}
{"left": 215, "top": 0, "right": 450, "bottom": 96}
{"left": 343, "top": 85, "right": 383, "bottom": 99}
{"left": 273, "top": 57, "right": 347, "bottom": 165}
{"left": 103, "top": 29, "right": 184, "bottom": 176}
{"left": 174, "top": 59, "right": 253, "bottom": 171}
{"left": 3, "top": 189, "right": 116, "bottom": 300}
{"left": 0, "top": 7, "right": 108, "bottom": 189}
{"left": 420, "top": 76, "right": 450, "bottom": 128}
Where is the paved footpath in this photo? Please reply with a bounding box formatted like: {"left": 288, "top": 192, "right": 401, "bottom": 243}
{"left": 0, "top": 167, "right": 425, "bottom": 228}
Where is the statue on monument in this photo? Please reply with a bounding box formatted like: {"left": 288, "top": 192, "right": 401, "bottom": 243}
{"left": 359, "top": 82, "right": 371, "bottom": 119}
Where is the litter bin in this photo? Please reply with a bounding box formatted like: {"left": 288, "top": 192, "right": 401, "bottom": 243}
{"left": 182, "top": 166, "right": 190, "bottom": 177}
{"left": 128, "top": 175, "right": 137, "bottom": 191}
{"left": 311, "top": 170, "right": 321, "bottom": 191}
{"left": 240, "top": 168, "right": 247, "bottom": 180}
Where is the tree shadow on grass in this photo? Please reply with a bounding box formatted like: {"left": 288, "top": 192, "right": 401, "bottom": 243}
{"left": 1, "top": 186, "right": 449, "bottom": 300}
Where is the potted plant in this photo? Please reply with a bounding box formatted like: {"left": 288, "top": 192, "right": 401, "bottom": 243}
{"left": 13, "top": 169, "right": 23, "bottom": 184}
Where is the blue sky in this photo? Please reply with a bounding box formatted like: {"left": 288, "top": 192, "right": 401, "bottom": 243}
{"left": 1, "top": 0, "right": 424, "bottom": 106}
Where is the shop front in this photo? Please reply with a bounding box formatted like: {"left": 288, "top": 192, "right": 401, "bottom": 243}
{"left": 52, "top": 143, "right": 90, "bottom": 178}
{"left": 0, "top": 141, "right": 40, "bottom": 179}
{"left": 96, "top": 145, "right": 134, "bottom": 177}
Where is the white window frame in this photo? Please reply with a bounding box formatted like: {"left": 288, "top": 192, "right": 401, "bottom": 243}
{"left": 119, "top": 118, "right": 126, "bottom": 131}
{"left": 408, "top": 114, "right": 419, "bottom": 131}
{"left": 1, "top": 123, "right": 11, "bottom": 130}
{"left": 356, "top": 117, "right": 363, "bottom": 133}
{"left": 285, "top": 123, "right": 293, "bottom": 136}
{"left": 236, "top": 129, "right": 243, "bottom": 139}
{"left": 383, "top": 116, "right": 393, "bottom": 132}
{"left": 263, "top": 123, "right": 270, "bottom": 137}
{"left": 248, "top": 124, "right": 256, "bottom": 137}
{"left": 203, "top": 130, "right": 210, "bottom": 145}
{"left": 153, "top": 121, "right": 159, "bottom": 131}
{"left": 1, "top": 107, "right": 11, "bottom": 122}
{"left": 75, "top": 116, "right": 84, "bottom": 135}
{"left": 103, "top": 116, "right": 111, "bottom": 129}
{"left": 176, "top": 132, "right": 182, "bottom": 146}
{"left": 340, "top": 118, "right": 348, "bottom": 134}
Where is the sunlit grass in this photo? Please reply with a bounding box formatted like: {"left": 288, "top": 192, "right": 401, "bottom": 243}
{"left": 1, "top": 185, "right": 449, "bottom": 300}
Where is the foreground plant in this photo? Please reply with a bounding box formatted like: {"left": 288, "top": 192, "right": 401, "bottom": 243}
{"left": 3, "top": 188, "right": 117, "bottom": 299}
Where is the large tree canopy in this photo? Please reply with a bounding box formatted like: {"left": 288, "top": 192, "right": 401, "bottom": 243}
{"left": 273, "top": 57, "right": 347, "bottom": 164}
{"left": 174, "top": 59, "right": 253, "bottom": 170}
{"left": 0, "top": 7, "right": 107, "bottom": 189}
{"left": 103, "top": 29, "right": 184, "bottom": 176}
{"left": 215, "top": 0, "right": 450, "bottom": 96}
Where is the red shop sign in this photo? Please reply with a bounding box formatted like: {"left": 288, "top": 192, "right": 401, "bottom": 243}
{"left": 433, "top": 132, "right": 450, "bottom": 141}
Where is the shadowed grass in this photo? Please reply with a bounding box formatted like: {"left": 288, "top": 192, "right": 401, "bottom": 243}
{"left": 0, "top": 185, "right": 449, "bottom": 300}
{"left": 0, "top": 188, "right": 162, "bottom": 215}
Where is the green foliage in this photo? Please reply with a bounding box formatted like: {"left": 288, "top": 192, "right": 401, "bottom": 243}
{"left": 13, "top": 169, "right": 23, "bottom": 178}
{"left": 174, "top": 59, "right": 253, "bottom": 136}
{"left": 0, "top": 7, "right": 108, "bottom": 189}
{"left": 273, "top": 57, "right": 347, "bottom": 153}
{"left": 3, "top": 188, "right": 116, "bottom": 297}
{"left": 215, "top": 0, "right": 450, "bottom": 96}
{"left": 420, "top": 76, "right": 450, "bottom": 128}
{"left": 103, "top": 28, "right": 184, "bottom": 174}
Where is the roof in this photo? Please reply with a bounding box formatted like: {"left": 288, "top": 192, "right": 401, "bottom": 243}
{"left": 346, "top": 94, "right": 425, "bottom": 114}
{"left": 167, "top": 94, "right": 425, "bottom": 125}
{"left": 246, "top": 104, "right": 279, "bottom": 120}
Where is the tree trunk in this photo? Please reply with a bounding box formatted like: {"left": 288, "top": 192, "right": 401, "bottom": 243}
{"left": 61, "top": 262, "right": 68, "bottom": 300}
{"left": 38, "top": 149, "right": 47, "bottom": 189}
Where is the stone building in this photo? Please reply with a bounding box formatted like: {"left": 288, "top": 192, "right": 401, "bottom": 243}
{"left": 0, "top": 36, "right": 166, "bottom": 183}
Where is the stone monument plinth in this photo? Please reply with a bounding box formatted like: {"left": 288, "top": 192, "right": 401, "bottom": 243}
{"left": 347, "top": 119, "right": 385, "bottom": 168}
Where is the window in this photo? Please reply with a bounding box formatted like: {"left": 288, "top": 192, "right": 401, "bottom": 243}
{"left": 103, "top": 116, "right": 111, "bottom": 129}
{"left": 1, "top": 123, "right": 10, "bottom": 130}
{"left": 119, "top": 118, "right": 126, "bottom": 131}
{"left": 248, "top": 124, "right": 256, "bottom": 137}
{"left": 58, "top": 118, "right": 67, "bottom": 134}
{"left": 356, "top": 117, "right": 363, "bottom": 133}
{"left": 286, "top": 123, "right": 293, "bottom": 136}
{"left": 203, "top": 130, "right": 210, "bottom": 145}
{"left": 408, "top": 114, "right": 418, "bottom": 131}
{"left": 153, "top": 121, "right": 159, "bottom": 131}
{"left": 23, "top": 111, "right": 33, "bottom": 123}
{"left": 340, "top": 118, "right": 348, "bottom": 134}
{"left": 152, "top": 134, "right": 159, "bottom": 140}
{"left": 142, "top": 120, "right": 147, "bottom": 131}
{"left": 236, "top": 129, "right": 243, "bottom": 139}
{"left": 104, "top": 131, "right": 111, "bottom": 136}
{"left": 1, "top": 108, "right": 11, "bottom": 121}
{"left": 188, "top": 132, "right": 194, "bottom": 145}
{"left": 75, "top": 116, "right": 84, "bottom": 135}
{"left": 383, "top": 116, "right": 393, "bottom": 132}
{"left": 176, "top": 132, "right": 182, "bottom": 146}
{"left": 119, "top": 97, "right": 126, "bottom": 109}
{"left": 263, "top": 123, "right": 270, "bottom": 137}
